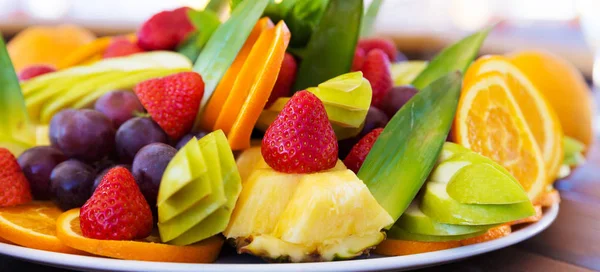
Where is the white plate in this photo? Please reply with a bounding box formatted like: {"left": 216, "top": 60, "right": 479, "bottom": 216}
{"left": 0, "top": 203, "right": 558, "bottom": 272}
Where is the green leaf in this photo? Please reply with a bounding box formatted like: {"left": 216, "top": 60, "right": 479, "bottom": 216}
{"left": 192, "top": 0, "right": 269, "bottom": 131}
{"left": 293, "top": 0, "right": 363, "bottom": 91}
{"left": 177, "top": 9, "right": 221, "bottom": 62}
{"left": 230, "top": 0, "right": 243, "bottom": 10}
{"left": 358, "top": 72, "right": 462, "bottom": 223}
{"left": 411, "top": 27, "right": 491, "bottom": 90}
{"left": 360, "top": 0, "right": 383, "bottom": 37}
{"left": 0, "top": 34, "right": 35, "bottom": 155}
{"left": 205, "top": 0, "right": 228, "bottom": 13}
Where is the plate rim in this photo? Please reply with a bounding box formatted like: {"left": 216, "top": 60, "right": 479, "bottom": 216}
{"left": 0, "top": 203, "right": 559, "bottom": 272}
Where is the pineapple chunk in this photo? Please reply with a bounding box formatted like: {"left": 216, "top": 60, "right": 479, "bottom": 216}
{"left": 225, "top": 165, "right": 393, "bottom": 262}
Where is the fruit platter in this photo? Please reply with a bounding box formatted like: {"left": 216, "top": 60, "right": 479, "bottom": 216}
{"left": 0, "top": 0, "right": 594, "bottom": 271}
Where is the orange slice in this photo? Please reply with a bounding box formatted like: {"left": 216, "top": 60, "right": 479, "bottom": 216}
{"left": 535, "top": 189, "right": 561, "bottom": 207}
{"left": 56, "top": 208, "right": 223, "bottom": 263}
{"left": 374, "top": 239, "right": 460, "bottom": 256}
{"left": 509, "top": 50, "right": 595, "bottom": 149}
{"left": 463, "top": 55, "right": 563, "bottom": 183}
{"left": 0, "top": 201, "right": 82, "bottom": 254}
{"left": 511, "top": 205, "right": 542, "bottom": 225}
{"left": 459, "top": 225, "right": 512, "bottom": 246}
{"left": 454, "top": 71, "right": 547, "bottom": 200}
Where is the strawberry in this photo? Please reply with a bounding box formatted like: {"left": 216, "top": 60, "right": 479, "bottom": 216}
{"left": 134, "top": 72, "right": 204, "bottom": 140}
{"left": 361, "top": 49, "right": 393, "bottom": 108}
{"left": 266, "top": 53, "right": 297, "bottom": 108}
{"left": 137, "top": 7, "right": 195, "bottom": 51}
{"left": 0, "top": 148, "right": 32, "bottom": 207}
{"left": 80, "top": 166, "right": 152, "bottom": 240}
{"left": 103, "top": 37, "right": 145, "bottom": 59}
{"left": 18, "top": 65, "right": 56, "bottom": 81}
{"left": 352, "top": 47, "right": 366, "bottom": 71}
{"left": 262, "top": 91, "right": 338, "bottom": 173}
{"left": 357, "top": 38, "right": 398, "bottom": 61}
{"left": 344, "top": 128, "right": 384, "bottom": 173}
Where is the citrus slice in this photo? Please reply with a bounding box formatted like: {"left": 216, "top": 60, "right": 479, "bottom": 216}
{"left": 511, "top": 205, "right": 542, "bottom": 225}
{"left": 0, "top": 201, "right": 82, "bottom": 254}
{"left": 509, "top": 50, "right": 595, "bottom": 148}
{"left": 56, "top": 208, "right": 223, "bottom": 263}
{"left": 535, "top": 189, "right": 561, "bottom": 207}
{"left": 453, "top": 71, "right": 547, "bottom": 200}
{"left": 459, "top": 225, "right": 511, "bottom": 246}
{"left": 463, "top": 55, "right": 563, "bottom": 183}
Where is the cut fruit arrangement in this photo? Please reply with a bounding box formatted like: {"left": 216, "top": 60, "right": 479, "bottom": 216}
{"left": 0, "top": 0, "right": 591, "bottom": 265}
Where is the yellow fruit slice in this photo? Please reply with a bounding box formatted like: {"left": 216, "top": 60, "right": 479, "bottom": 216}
{"left": 0, "top": 201, "right": 82, "bottom": 254}
{"left": 56, "top": 209, "right": 224, "bottom": 263}
{"left": 509, "top": 50, "right": 595, "bottom": 149}
{"left": 453, "top": 71, "right": 547, "bottom": 200}
{"left": 463, "top": 55, "right": 563, "bottom": 183}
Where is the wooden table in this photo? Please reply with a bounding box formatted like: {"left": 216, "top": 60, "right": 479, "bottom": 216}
{"left": 1, "top": 143, "right": 598, "bottom": 272}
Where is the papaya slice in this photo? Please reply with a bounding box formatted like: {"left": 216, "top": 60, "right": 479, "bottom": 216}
{"left": 200, "top": 18, "right": 274, "bottom": 131}
{"left": 214, "top": 21, "right": 291, "bottom": 150}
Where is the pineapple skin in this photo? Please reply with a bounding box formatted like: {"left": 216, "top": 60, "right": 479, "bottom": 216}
{"left": 225, "top": 161, "right": 393, "bottom": 262}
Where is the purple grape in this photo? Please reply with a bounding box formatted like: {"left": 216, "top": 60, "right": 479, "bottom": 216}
{"left": 380, "top": 85, "right": 419, "bottom": 119}
{"left": 115, "top": 117, "right": 168, "bottom": 163}
{"left": 92, "top": 164, "right": 131, "bottom": 193}
{"left": 50, "top": 160, "right": 95, "bottom": 210}
{"left": 49, "top": 109, "right": 116, "bottom": 162}
{"left": 94, "top": 90, "right": 144, "bottom": 128}
{"left": 132, "top": 143, "right": 177, "bottom": 207}
{"left": 338, "top": 107, "right": 389, "bottom": 159}
{"left": 17, "top": 146, "right": 67, "bottom": 200}
{"left": 175, "top": 130, "right": 209, "bottom": 150}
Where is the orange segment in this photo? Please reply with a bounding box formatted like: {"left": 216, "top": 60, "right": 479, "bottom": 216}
{"left": 454, "top": 71, "right": 547, "bottom": 200}
{"left": 8, "top": 25, "right": 96, "bottom": 72}
{"left": 0, "top": 201, "right": 82, "bottom": 254}
{"left": 509, "top": 50, "right": 595, "bottom": 149}
{"left": 56, "top": 209, "right": 223, "bottom": 263}
{"left": 463, "top": 55, "right": 563, "bottom": 183}
{"left": 200, "top": 18, "right": 275, "bottom": 131}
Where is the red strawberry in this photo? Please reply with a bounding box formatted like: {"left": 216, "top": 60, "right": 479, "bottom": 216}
{"left": 80, "top": 166, "right": 152, "bottom": 240}
{"left": 103, "top": 37, "right": 145, "bottom": 59}
{"left": 358, "top": 38, "right": 398, "bottom": 61}
{"left": 137, "top": 7, "right": 195, "bottom": 51}
{"left": 352, "top": 47, "right": 366, "bottom": 71}
{"left": 361, "top": 49, "right": 393, "bottom": 108}
{"left": 344, "top": 128, "right": 384, "bottom": 173}
{"left": 18, "top": 65, "right": 56, "bottom": 81}
{"left": 266, "top": 53, "right": 297, "bottom": 108}
{"left": 134, "top": 72, "right": 204, "bottom": 140}
{"left": 0, "top": 148, "right": 32, "bottom": 207}
{"left": 262, "top": 91, "right": 338, "bottom": 173}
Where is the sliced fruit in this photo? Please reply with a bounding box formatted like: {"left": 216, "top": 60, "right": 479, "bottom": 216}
{"left": 56, "top": 36, "right": 113, "bottom": 69}
{"left": 225, "top": 167, "right": 392, "bottom": 262}
{"left": 463, "top": 55, "right": 563, "bottom": 184}
{"left": 236, "top": 147, "right": 264, "bottom": 182}
{"left": 386, "top": 225, "right": 485, "bottom": 242}
{"left": 511, "top": 205, "right": 542, "bottom": 225}
{"left": 391, "top": 61, "right": 427, "bottom": 86}
{"left": 420, "top": 182, "right": 535, "bottom": 225}
{"left": 358, "top": 72, "right": 462, "bottom": 222}
{"left": 374, "top": 239, "right": 460, "bottom": 256}
{"left": 535, "top": 189, "right": 561, "bottom": 208}
{"left": 454, "top": 71, "right": 547, "bottom": 200}
{"left": 56, "top": 208, "right": 223, "bottom": 263}
{"left": 563, "top": 136, "right": 586, "bottom": 167}
{"left": 0, "top": 201, "right": 81, "bottom": 254}
{"left": 509, "top": 50, "right": 594, "bottom": 148}
{"left": 200, "top": 17, "right": 274, "bottom": 131}
{"left": 459, "top": 225, "right": 511, "bottom": 246}
{"left": 8, "top": 25, "right": 96, "bottom": 72}
{"left": 158, "top": 130, "right": 241, "bottom": 245}
{"left": 213, "top": 21, "right": 291, "bottom": 150}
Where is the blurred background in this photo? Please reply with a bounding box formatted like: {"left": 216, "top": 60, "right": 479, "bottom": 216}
{"left": 0, "top": 0, "right": 598, "bottom": 79}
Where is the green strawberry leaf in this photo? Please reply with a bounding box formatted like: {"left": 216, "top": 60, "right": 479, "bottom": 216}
{"left": 360, "top": 0, "right": 383, "bottom": 37}
{"left": 411, "top": 26, "right": 491, "bottom": 90}
{"left": 358, "top": 72, "right": 462, "bottom": 223}
{"left": 0, "top": 34, "right": 35, "bottom": 155}
{"left": 176, "top": 9, "right": 221, "bottom": 62}
{"left": 292, "top": 0, "right": 362, "bottom": 91}
{"left": 192, "top": 0, "right": 270, "bottom": 131}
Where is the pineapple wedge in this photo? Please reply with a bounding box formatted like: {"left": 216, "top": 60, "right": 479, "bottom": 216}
{"left": 224, "top": 163, "right": 393, "bottom": 262}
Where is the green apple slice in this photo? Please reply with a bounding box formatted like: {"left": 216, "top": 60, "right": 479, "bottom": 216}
{"left": 394, "top": 201, "right": 492, "bottom": 236}
{"left": 387, "top": 225, "right": 485, "bottom": 242}
{"left": 437, "top": 142, "right": 471, "bottom": 163}
{"left": 168, "top": 130, "right": 242, "bottom": 246}
{"left": 307, "top": 72, "right": 372, "bottom": 110}
{"left": 420, "top": 182, "right": 535, "bottom": 225}
{"left": 391, "top": 61, "right": 428, "bottom": 86}
{"left": 157, "top": 138, "right": 207, "bottom": 205}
